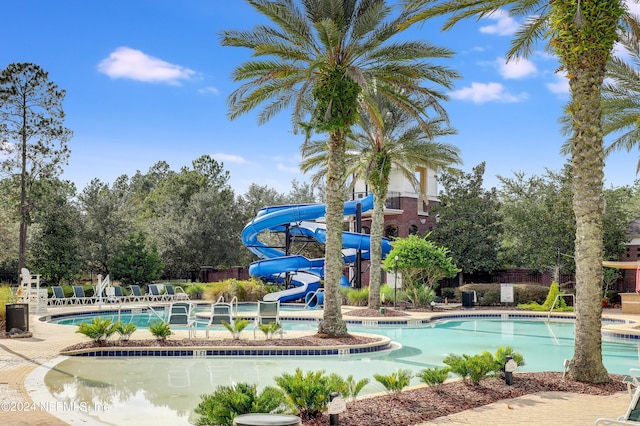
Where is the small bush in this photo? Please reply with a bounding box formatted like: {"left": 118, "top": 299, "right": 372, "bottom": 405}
{"left": 373, "top": 369, "right": 413, "bottom": 395}
{"left": 204, "top": 279, "right": 271, "bottom": 302}
{"left": 185, "top": 284, "right": 205, "bottom": 300}
{"left": 274, "top": 368, "right": 345, "bottom": 420}
{"left": 439, "top": 287, "right": 457, "bottom": 302}
{"left": 405, "top": 285, "right": 435, "bottom": 308}
{"left": 443, "top": 352, "right": 498, "bottom": 385}
{"left": 115, "top": 321, "right": 137, "bottom": 341}
{"left": 76, "top": 317, "right": 118, "bottom": 346}
{"left": 457, "top": 283, "right": 551, "bottom": 306}
{"left": 492, "top": 346, "right": 525, "bottom": 375}
{"left": 194, "top": 383, "right": 289, "bottom": 426}
{"left": 257, "top": 321, "right": 282, "bottom": 340}
{"left": 416, "top": 367, "right": 450, "bottom": 391}
{"left": 221, "top": 318, "right": 251, "bottom": 340}
{"left": 149, "top": 320, "right": 172, "bottom": 341}
{"left": 380, "top": 284, "right": 407, "bottom": 305}
{"left": 0, "top": 285, "right": 11, "bottom": 327}
{"left": 341, "top": 287, "right": 369, "bottom": 306}
{"left": 344, "top": 375, "right": 370, "bottom": 401}
{"left": 518, "top": 282, "right": 573, "bottom": 312}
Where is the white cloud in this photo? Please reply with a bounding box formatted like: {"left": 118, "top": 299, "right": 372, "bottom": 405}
{"left": 546, "top": 73, "right": 570, "bottom": 95}
{"left": 198, "top": 86, "right": 220, "bottom": 95}
{"left": 627, "top": 0, "right": 640, "bottom": 16}
{"left": 450, "top": 82, "right": 528, "bottom": 104}
{"left": 98, "top": 47, "right": 195, "bottom": 85}
{"left": 479, "top": 10, "right": 519, "bottom": 36}
{"left": 496, "top": 57, "right": 537, "bottom": 79}
{"left": 211, "top": 153, "right": 249, "bottom": 164}
{"left": 276, "top": 163, "right": 300, "bottom": 174}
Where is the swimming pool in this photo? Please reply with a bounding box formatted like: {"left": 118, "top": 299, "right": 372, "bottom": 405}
{"left": 37, "top": 316, "right": 640, "bottom": 425}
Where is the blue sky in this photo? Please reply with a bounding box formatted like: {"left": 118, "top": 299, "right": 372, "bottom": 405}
{"left": 4, "top": 1, "right": 639, "bottom": 195}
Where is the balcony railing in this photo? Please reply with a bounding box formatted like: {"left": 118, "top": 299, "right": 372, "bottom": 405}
{"left": 347, "top": 191, "right": 401, "bottom": 210}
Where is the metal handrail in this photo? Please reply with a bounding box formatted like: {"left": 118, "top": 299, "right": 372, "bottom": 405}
{"left": 547, "top": 293, "right": 575, "bottom": 321}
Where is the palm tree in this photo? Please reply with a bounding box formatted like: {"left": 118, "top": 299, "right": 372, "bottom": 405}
{"left": 402, "top": 0, "right": 637, "bottom": 382}
{"left": 220, "top": 0, "right": 459, "bottom": 336}
{"left": 301, "top": 94, "right": 461, "bottom": 309}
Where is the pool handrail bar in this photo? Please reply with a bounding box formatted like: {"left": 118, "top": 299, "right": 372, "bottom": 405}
{"left": 116, "top": 303, "right": 165, "bottom": 323}
{"left": 304, "top": 288, "right": 324, "bottom": 309}
{"left": 547, "top": 293, "right": 575, "bottom": 321}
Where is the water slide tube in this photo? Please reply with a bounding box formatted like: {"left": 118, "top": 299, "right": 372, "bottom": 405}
{"left": 241, "top": 195, "right": 392, "bottom": 302}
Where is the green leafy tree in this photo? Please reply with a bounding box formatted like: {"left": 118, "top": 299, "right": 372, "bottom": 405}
{"left": 78, "top": 178, "right": 133, "bottom": 276}
{"left": 302, "top": 93, "right": 461, "bottom": 309}
{"left": 31, "top": 180, "right": 81, "bottom": 284}
{"left": 430, "top": 163, "right": 503, "bottom": 282}
{"left": 498, "top": 166, "right": 575, "bottom": 274}
{"left": 403, "top": 0, "right": 634, "bottom": 384}
{"left": 110, "top": 232, "right": 163, "bottom": 285}
{"left": 221, "top": 0, "right": 458, "bottom": 337}
{"left": 383, "top": 234, "right": 459, "bottom": 307}
{"left": 0, "top": 63, "right": 73, "bottom": 270}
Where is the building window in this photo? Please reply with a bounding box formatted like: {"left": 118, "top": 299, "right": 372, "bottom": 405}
{"left": 409, "top": 224, "right": 419, "bottom": 235}
{"left": 385, "top": 225, "right": 398, "bottom": 238}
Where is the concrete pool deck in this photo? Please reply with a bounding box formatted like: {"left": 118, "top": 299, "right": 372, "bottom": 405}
{"left": 0, "top": 303, "right": 638, "bottom": 425}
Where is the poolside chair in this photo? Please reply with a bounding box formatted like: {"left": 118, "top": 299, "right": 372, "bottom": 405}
{"left": 205, "top": 302, "right": 233, "bottom": 338}
{"left": 253, "top": 300, "right": 283, "bottom": 339}
{"left": 165, "top": 284, "right": 189, "bottom": 301}
{"left": 71, "top": 286, "right": 93, "bottom": 305}
{"left": 595, "top": 384, "right": 640, "bottom": 425}
{"left": 623, "top": 369, "right": 640, "bottom": 398}
{"left": 128, "top": 285, "right": 147, "bottom": 303}
{"left": 147, "top": 284, "right": 167, "bottom": 302}
{"left": 49, "top": 286, "right": 70, "bottom": 306}
{"left": 166, "top": 302, "right": 196, "bottom": 338}
{"left": 112, "top": 286, "right": 128, "bottom": 303}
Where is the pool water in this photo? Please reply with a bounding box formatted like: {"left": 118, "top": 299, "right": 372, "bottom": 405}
{"left": 40, "top": 318, "right": 640, "bottom": 425}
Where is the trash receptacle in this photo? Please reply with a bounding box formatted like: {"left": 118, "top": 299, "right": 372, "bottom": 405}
{"left": 462, "top": 291, "right": 475, "bottom": 308}
{"left": 233, "top": 414, "right": 301, "bottom": 426}
{"left": 6, "top": 303, "right": 29, "bottom": 333}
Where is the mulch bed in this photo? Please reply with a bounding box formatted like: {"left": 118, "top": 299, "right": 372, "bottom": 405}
{"left": 303, "top": 372, "right": 628, "bottom": 426}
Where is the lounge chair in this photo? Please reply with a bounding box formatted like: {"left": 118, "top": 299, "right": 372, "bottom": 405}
{"left": 205, "top": 302, "right": 233, "bottom": 338}
{"left": 165, "top": 284, "right": 189, "bottom": 301}
{"left": 49, "top": 286, "right": 70, "bottom": 305}
{"left": 147, "top": 284, "right": 166, "bottom": 302}
{"left": 166, "top": 302, "right": 196, "bottom": 338}
{"left": 71, "top": 286, "right": 93, "bottom": 305}
{"left": 112, "top": 286, "right": 128, "bottom": 303}
{"left": 253, "top": 300, "right": 283, "bottom": 339}
{"left": 128, "top": 285, "right": 147, "bottom": 303}
{"left": 624, "top": 369, "right": 640, "bottom": 397}
{"left": 595, "top": 383, "right": 640, "bottom": 425}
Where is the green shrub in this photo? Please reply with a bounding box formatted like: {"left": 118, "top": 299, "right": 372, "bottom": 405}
{"left": 221, "top": 318, "right": 250, "bottom": 340}
{"left": 0, "top": 285, "right": 11, "bottom": 326}
{"left": 416, "top": 367, "right": 450, "bottom": 391}
{"left": 185, "top": 284, "right": 205, "bottom": 300}
{"left": 492, "top": 346, "right": 525, "bottom": 375}
{"left": 373, "top": 369, "right": 412, "bottom": 395}
{"left": 344, "top": 375, "right": 370, "bottom": 401}
{"left": 149, "top": 320, "right": 172, "bottom": 341}
{"left": 405, "top": 285, "right": 435, "bottom": 308}
{"left": 115, "top": 321, "right": 137, "bottom": 341}
{"left": 443, "top": 352, "right": 497, "bottom": 385}
{"left": 457, "top": 283, "right": 551, "bottom": 306}
{"left": 76, "top": 317, "right": 118, "bottom": 346}
{"left": 257, "top": 321, "right": 282, "bottom": 340}
{"left": 274, "top": 368, "right": 345, "bottom": 420}
{"left": 194, "top": 383, "right": 289, "bottom": 426}
{"left": 341, "top": 287, "right": 369, "bottom": 306}
{"left": 204, "top": 279, "right": 271, "bottom": 302}
{"left": 518, "top": 282, "right": 573, "bottom": 312}
{"left": 439, "top": 287, "right": 457, "bottom": 302}
{"left": 380, "top": 284, "right": 407, "bottom": 305}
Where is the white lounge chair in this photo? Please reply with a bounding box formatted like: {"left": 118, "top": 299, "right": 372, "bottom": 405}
{"left": 166, "top": 302, "right": 196, "bottom": 338}
{"left": 595, "top": 383, "right": 640, "bottom": 425}
{"left": 49, "top": 286, "right": 71, "bottom": 305}
{"left": 165, "top": 284, "right": 189, "bottom": 301}
{"left": 71, "top": 286, "right": 93, "bottom": 305}
{"left": 205, "top": 302, "right": 233, "bottom": 338}
{"left": 253, "top": 300, "right": 282, "bottom": 339}
{"left": 128, "top": 285, "right": 147, "bottom": 303}
{"left": 147, "top": 284, "right": 167, "bottom": 302}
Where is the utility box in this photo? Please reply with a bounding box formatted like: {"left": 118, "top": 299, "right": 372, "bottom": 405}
{"left": 6, "top": 303, "right": 29, "bottom": 333}
{"left": 462, "top": 291, "right": 475, "bottom": 308}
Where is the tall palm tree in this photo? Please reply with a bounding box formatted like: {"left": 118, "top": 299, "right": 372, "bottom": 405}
{"left": 301, "top": 94, "right": 461, "bottom": 309}
{"left": 221, "top": 0, "right": 459, "bottom": 336}
{"left": 403, "top": 0, "right": 637, "bottom": 382}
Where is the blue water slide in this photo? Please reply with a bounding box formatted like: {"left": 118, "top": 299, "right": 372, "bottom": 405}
{"left": 241, "top": 195, "right": 391, "bottom": 302}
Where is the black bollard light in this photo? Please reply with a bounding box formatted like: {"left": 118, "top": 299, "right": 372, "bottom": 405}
{"left": 504, "top": 356, "right": 518, "bottom": 386}
{"left": 329, "top": 392, "right": 340, "bottom": 426}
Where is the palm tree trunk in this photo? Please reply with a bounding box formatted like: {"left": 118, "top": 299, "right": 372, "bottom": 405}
{"left": 566, "top": 63, "right": 609, "bottom": 383}
{"left": 318, "top": 131, "right": 349, "bottom": 337}
{"left": 368, "top": 187, "right": 387, "bottom": 309}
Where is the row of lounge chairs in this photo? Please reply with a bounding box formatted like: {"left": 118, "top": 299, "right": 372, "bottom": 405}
{"left": 48, "top": 284, "right": 189, "bottom": 305}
